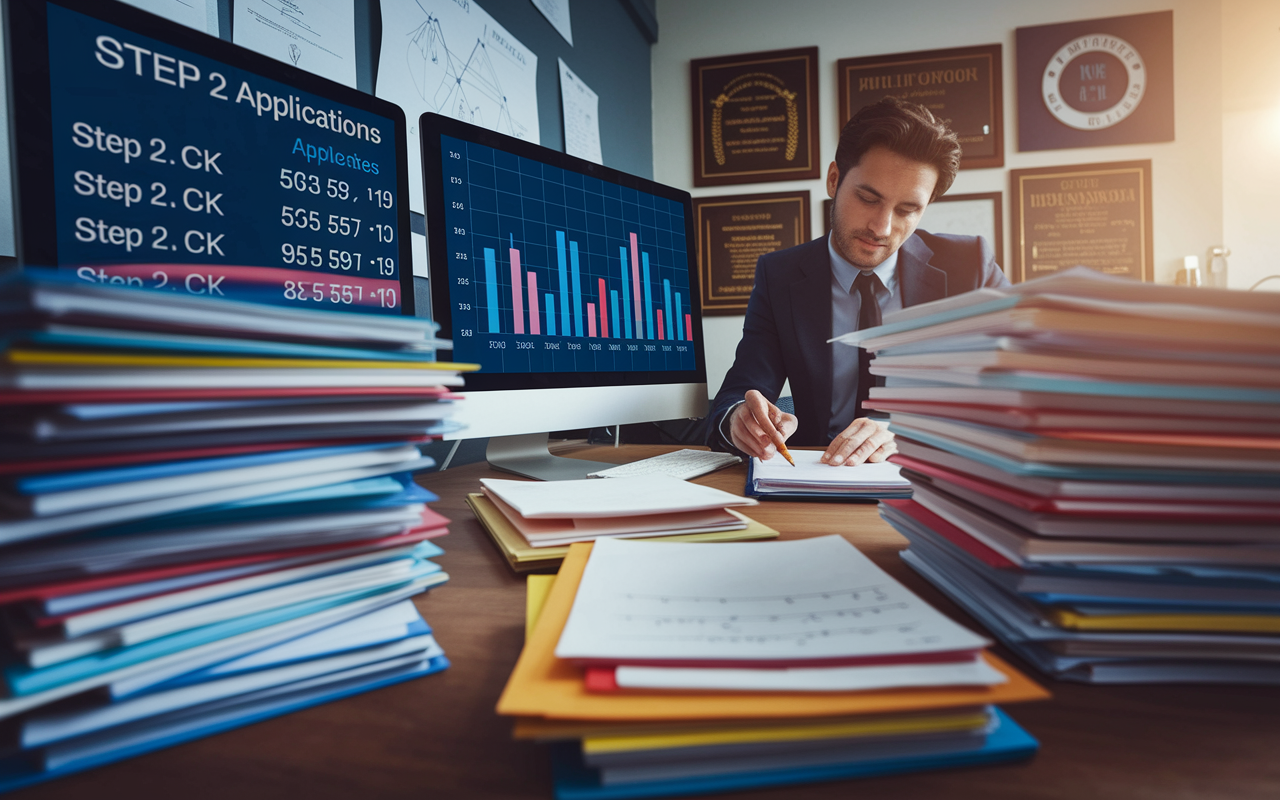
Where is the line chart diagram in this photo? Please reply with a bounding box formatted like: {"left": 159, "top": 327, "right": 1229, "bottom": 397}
{"left": 376, "top": 0, "right": 539, "bottom": 212}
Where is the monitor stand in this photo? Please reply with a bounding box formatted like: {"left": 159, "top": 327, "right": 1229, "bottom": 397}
{"left": 485, "top": 433, "right": 617, "bottom": 481}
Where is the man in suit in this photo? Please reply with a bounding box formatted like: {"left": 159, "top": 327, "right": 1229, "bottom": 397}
{"left": 707, "top": 97, "right": 1010, "bottom": 465}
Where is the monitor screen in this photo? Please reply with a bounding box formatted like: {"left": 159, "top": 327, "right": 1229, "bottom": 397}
{"left": 6, "top": 0, "right": 414, "bottom": 315}
{"left": 421, "top": 113, "right": 706, "bottom": 391}
{"left": 420, "top": 113, "right": 707, "bottom": 469}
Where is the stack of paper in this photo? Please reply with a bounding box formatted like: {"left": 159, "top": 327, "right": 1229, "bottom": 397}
{"left": 0, "top": 272, "right": 475, "bottom": 790}
{"left": 832, "top": 267, "right": 1280, "bottom": 683}
{"left": 748, "top": 450, "right": 912, "bottom": 499}
{"left": 497, "top": 537, "right": 1048, "bottom": 798}
{"left": 467, "top": 475, "right": 779, "bottom": 572}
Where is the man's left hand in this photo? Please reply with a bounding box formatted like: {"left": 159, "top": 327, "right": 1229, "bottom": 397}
{"left": 821, "top": 418, "right": 896, "bottom": 466}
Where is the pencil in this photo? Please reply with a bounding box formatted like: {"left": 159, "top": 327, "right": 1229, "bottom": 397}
{"left": 774, "top": 436, "right": 796, "bottom": 467}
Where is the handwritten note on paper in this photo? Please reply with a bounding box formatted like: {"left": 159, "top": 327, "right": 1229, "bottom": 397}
{"left": 558, "top": 58, "right": 602, "bottom": 164}
{"left": 555, "top": 536, "right": 988, "bottom": 664}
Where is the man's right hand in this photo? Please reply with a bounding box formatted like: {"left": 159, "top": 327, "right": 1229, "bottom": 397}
{"left": 728, "top": 389, "right": 798, "bottom": 461}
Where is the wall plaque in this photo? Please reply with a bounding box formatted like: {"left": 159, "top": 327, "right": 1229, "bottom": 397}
{"left": 694, "top": 191, "right": 811, "bottom": 314}
{"left": 1016, "top": 12, "right": 1173, "bottom": 151}
{"left": 691, "top": 47, "right": 821, "bottom": 187}
{"left": 837, "top": 44, "right": 1003, "bottom": 169}
{"left": 919, "top": 191, "right": 1004, "bottom": 268}
{"left": 1010, "top": 160, "right": 1152, "bottom": 283}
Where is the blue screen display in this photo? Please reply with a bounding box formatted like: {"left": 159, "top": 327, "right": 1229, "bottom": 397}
{"left": 44, "top": 3, "right": 403, "bottom": 314}
{"left": 441, "top": 135, "right": 697, "bottom": 374}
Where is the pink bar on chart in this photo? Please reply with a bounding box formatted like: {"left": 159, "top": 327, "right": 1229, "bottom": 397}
{"left": 598, "top": 278, "right": 608, "bottom": 338}
{"left": 657, "top": 310, "right": 664, "bottom": 341}
{"left": 527, "top": 272, "right": 540, "bottom": 335}
{"left": 587, "top": 303, "right": 597, "bottom": 337}
{"left": 509, "top": 248, "right": 524, "bottom": 335}
{"left": 685, "top": 313, "right": 693, "bottom": 341}
{"left": 629, "top": 232, "right": 642, "bottom": 336}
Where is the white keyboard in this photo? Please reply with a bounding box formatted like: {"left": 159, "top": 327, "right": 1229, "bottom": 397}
{"left": 587, "top": 449, "right": 743, "bottom": 481}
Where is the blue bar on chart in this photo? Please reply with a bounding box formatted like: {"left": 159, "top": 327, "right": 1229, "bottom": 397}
{"left": 675, "top": 291, "right": 684, "bottom": 341}
{"left": 570, "top": 240, "right": 583, "bottom": 337}
{"left": 618, "top": 246, "right": 633, "bottom": 339}
{"left": 662, "top": 279, "right": 673, "bottom": 342}
{"left": 642, "top": 252, "right": 654, "bottom": 340}
{"left": 611, "top": 290, "right": 620, "bottom": 341}
{"left": 544, "top": 293, "right": 557, "bottom": 336}
{"left": 483, "top": 247, "right": 500, "bottom": 334}
{"left": 556, "top": 231, "right": 570, "bottom": 337}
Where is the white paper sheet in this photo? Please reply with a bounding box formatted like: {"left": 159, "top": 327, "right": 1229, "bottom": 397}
{"left": 558, "top": 58, "right": 602, "bottom": 164}
{"left": 614, "top": 655, "right": 1007, "bottom": 692}
{"left": 411, "top": 231, "right": 430, "bottom": 278}
{"left": 119, "top": 0, "right": 219, "bottom": 35}
{"left": 233, "top": 0, "right": 357, "bottom": 87}
{"left": 556, "top": 536, "right": 989, "bottom": 663}
{"left": 531, "top": 0, "right": 572, "bottom": 45}
{"left": 752, "top": 449, "right": 910, "bottom": 488}
{"left": 479, "top": 474, "right": 755, "bottom": 519}
{"left": 376, "top": 0, "right": 540, "bottom": 212}
{"left": 0, "top": 27, "right": 13, "bottom": 258}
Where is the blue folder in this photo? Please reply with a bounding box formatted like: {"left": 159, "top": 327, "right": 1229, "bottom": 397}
{"left": 3, "top": 563, "right": 442, "bottom": 697}
{"left": 744, "top": 459, "right": 911, "bottom": 502}
{"left": 17, "top": 442, "right": 417, "bottom": 494}
{"left": 0, "top": 654, "right": 449, "bottom": 794}
{"left": 550, "top": 707, "right": 1037, "bottom": 800}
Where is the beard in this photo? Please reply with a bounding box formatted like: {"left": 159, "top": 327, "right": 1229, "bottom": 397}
{"left": 830, "top": 224, "right": 893, "bottom": 270}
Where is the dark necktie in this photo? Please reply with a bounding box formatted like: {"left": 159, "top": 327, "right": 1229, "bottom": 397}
{"left": 853, "top": 271, "right": 882, "bottom": 419}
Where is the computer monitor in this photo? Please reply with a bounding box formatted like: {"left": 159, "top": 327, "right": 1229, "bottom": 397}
{"left": 420, "top": 113, "right": 708, "bottom": 480}
{"left": 5, "top": 0, "right": 414, "bottom": 316}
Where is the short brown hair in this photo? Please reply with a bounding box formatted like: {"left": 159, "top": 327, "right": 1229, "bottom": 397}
{"left": 834, "top": 96, "right": 960, "bottom": 202}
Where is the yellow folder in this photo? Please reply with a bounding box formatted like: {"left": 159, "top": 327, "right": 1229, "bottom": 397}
{"left": 467, "top": 493, "right": 778, "bottom": 573}
{"left": 1049, "top": 608, "right": 1280, "bottom": 634}
{"left": 496, "top": 541, "right": 1049, "bottom": 722}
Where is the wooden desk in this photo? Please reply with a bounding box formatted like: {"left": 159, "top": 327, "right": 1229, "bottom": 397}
{"left": 20, "top": 445, "right": 1280, "bottom": 799}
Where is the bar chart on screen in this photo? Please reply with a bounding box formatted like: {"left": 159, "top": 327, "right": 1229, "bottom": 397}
{"left": 440, "top": 135, "right": 697, "bottom": 374}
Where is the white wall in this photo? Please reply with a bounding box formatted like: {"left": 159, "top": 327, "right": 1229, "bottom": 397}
{"left": 1222, "top": 0, "right": 1280, "bottom": 291}
{"left": 654, "top": 0, "right": 1228, "bottom": 396}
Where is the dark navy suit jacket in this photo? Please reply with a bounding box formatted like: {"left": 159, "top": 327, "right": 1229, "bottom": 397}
{"left": 707, "top": 230, "right": 1010, "bottom": 452}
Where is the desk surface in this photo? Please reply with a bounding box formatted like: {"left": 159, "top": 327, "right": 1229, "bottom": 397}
{"left": 20, "top": 445, "right": 1280, "bottom": 799}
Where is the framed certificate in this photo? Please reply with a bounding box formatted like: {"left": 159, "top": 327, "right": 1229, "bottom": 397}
{"left": 919, "top": 191, "right": 1004, "bottom": 268}
{"left": 694, "top": 191, "right": 811, "bottom": 315}
{"left": 838, "top": 44, "right": 1003, "bottom": 169}
{"left": 1009, "top": 160, "right": 1153, "bottom": 283}
{"left": 691, "top": 47, "right": 821, "bottom": 187}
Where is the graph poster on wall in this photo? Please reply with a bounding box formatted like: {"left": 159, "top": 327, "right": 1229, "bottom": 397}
{"left": 1016, "top": 11, "right": 1173, "bottom": 151}
{"left": 233, "top": 0, "right": 357, "bottom": 88}
{"left": 376, "top": 0, "right": 539, "bottom": 212}
{"left": 694, "top": 191, "right": 810, "bottom": 315}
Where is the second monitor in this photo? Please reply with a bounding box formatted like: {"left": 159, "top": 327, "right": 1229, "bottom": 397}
{"left": 420, "top": 114, "right": 707, "bottom": 480}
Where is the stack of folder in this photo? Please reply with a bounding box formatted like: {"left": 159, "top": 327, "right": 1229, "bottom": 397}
{"left": 831, "top": 267, "right": 1280, "bottom": 683}
{"left": 467, "top": 474, "right": 780, "bottom": 573}
{"left": 0, "top": 273, "right": 475, "bottom": 789}
{"left": 498, "top": 536, "right": 1047, "bottom": 798}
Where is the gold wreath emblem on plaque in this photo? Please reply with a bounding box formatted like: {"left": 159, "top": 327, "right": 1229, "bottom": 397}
{"left": 710, "top": 73, "right": 799, "bottom": 166}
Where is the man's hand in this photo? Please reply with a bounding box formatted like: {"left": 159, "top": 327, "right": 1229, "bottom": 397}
{"left": 821, "top": 418, "right": 896, "bottom": 466}
{"left": 728, "top": 390, "right": 798, "bottom": 461}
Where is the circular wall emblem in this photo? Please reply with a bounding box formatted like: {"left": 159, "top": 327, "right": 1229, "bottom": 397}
{"left": 1041, "top": 34, "right": 1146, "bottom": 130}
